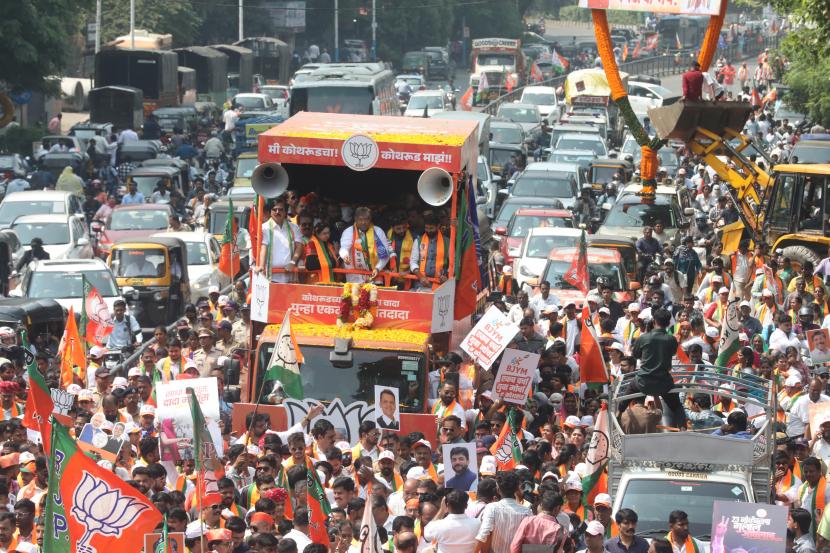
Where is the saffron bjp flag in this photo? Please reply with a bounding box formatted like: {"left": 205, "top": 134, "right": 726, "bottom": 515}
{"left": 622, "top": 43, "right": 629, "bottom": 61}
{"left": 22, "top": 330, "right": 54, "bottom": 451}
{"left": 187, "top": 388, "right": 223, "bottom": 510}
{"left": 562, "top": 230, "right": 589, "bottom": 295}
{"left": 264, "top": 312, "right": 304, "bottom": 399}
{"left": 580, "top": 306, "right": 609, "bottom": 385}
{"left": 43, "top": 420, "right": 162, "bottom": 553}
{"left": 276, "top": 467, "right": 295, "bottom": 520}
{"left": 631, "top": 40, "right": 642, "bottom": 59}
{"left": 249, "top": 195, "right": 262, "bottom": 266}
{"left": 454, "top": 180, "right": 482, "bottom": 320}
{"left": 307, "top": 465, "right": 332, "bottom": 545}
{"left": 490, "top": 408, "right": 523, "bottom": 470}
{"left": 581, "top": 402, "right": 610, "bottom": 507}
{"left": 83, "top": 275, "right": 114, "bottom": 347}
{"left": 218, "top": 197, "right": 240, "bottom": 277}
{"left": 459, "top": 87, "right": 474, "bottom": 111}
{"left": 58, "top": 306, "right": 86, "bottom": 388}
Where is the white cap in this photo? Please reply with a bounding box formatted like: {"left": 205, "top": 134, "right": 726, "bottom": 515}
{"left": 335, "top": 441, "right": 351, "bottom": 452}
{"left": 628, "top": 303, "right": 641, "bottom": 312}
{"left": 580, "top": 415, "right": 594, "bottom": 427}
{"left": 139, "top": 405, "right": 156, "bottom": 417}
{"left": 705, "top": 326, "right": 720, "bottom": 338}
{"left": 586, "top": 294, "right": 601, "bottom": 304}
{"left": 564, "top": 474, "right": 583, "bottom": 491}
{"left": 406, "top": 466, "right": 428, "bottom": 480}
{"left": 185, "top": 521, "right": 207, "bottom": 539}
{"left": 586, "top": 520, "right": 606, "bottom": 536}
{"left": 678, "top": 168, "right": 686, "bottom": 175}
{"left": 609, "top": 342, "right": 624, "bottom": 352}
{"left": 480, "top": 456, "right": 497, "bottom": 475}
{"left": 378, "top": 450, "right": 395, "bottom": 462}
{"left": 217, "top": 295, "right": 230, "bottom": 306}
{"left": 112, "top": 376, "right": 128, "bottom": 390}
{"left": 738, "top": 332, "right": 748, "bottom": 342}
{"left": 564, "top": 415, "right": 582, "bottom": 428}
{"left": 208, "top": 285, "right": 220, "bottom": 294}
{"left": 593, "top": 492, "right": 612, "bottom": 507}
{"left": 413, "top": 439, "right": 432, "bottom": 451}
{"left": 762, "top": 289, "right": 774, "bottom": 297}
{"left": 541, "top": 471, "right": 559, "bottom": 481}
{"left": 184, "top": 359, "right": 199, "bottom": 370}
{"left": 503, "top": 266, "right": 513, "bottom": 275}
{"left": 712, "top": 275, "right": 723, "bottom": 282}
{"left": 66, "top": 384, "right": 82, "bottom": 396}
{"left": 739, "top": 300, "right": 751, "bottom": 308}
{"left": 598, "top": 307, "right": 611, "bottom": 315}
{"left": 718, "top": 286, "right": 730, "bottom": 294}
{"left": 246, "top": 444, "right": 261, "bottom": 456}
{"left": 549, "top": 392, "right": 564, "bottom": 403}
{"left": 89, "top": 346, "right": 107, "bottom": 358}
{"left": 785, "top": 374, "right": 802, "bottom": 387}
{"left": 19, "top": 452, "right": 35, "bottom": 465}
{"left": 128, "top": 367, "right": 143, "bottom": 377}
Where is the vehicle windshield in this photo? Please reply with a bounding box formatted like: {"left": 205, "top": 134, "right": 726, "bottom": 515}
{"left": 111, "top": 248, "right": 167, "bottom": 278}
{"left": 12, "top": 222, "right": 70, "bottom": 245}
{"left": 495, "top": 201, "right": 547, "bottom": 227}
{"left": 0, "top": 201, "right": 66, "bottom": 226}
{"left": 620, "top": 479, "right": 748, "bottom": 539}
{"left": 478, "top": 54, "right": 516, "bottom": 66}
{"left": 209, "top": 210, "right": 246, "bottom": 235}
{"left": 550, "top": 152, "right": 594, "bottom": 166}
{"left": 512, "top": 175, "right": 574, "bottom": 198}
{"left": 659, "top": 148, "right": 679, "bottom": 167}
{"left": 186, "top": 241, "right": 210, "bottom": 265}
{"left": 28, "top": 269, "right": 119, "bottom": 298}
{"left": 491, "top": 126, "right": 523, "bottom": 145}
{"left": 109, "top": 209, "right": 169, "bottom": 231}
{"left": 237, "top": 157, "right": 258, "bottom": 178}
{"left": 129, "top": 175, "right": 167, "bottom": 198}
{"left": 261, "top": 87, "right": 288, "bottom": 100}
{"left": 257, "top": 344, "right": 427, "bottom": 412}
{"left": 498, "top": 106, "right": 539, "bottom": 123}
{"left": 522, "top": 92, "right": 557, "bottom": 106}
{"left": 526, "top": 234, "right": 579, "bottom": 258}
{"left": 591, "top": 166, "right": 621, "bottom": 184}
{"left": 556, "top": 137, "right": 607, "bottom": 156}
{"left": 489, "top": 149, "right": 518, "bottom": 170}
{"left": 234, "top": 96, "right": 267, "bottom": 109}
{"left": 402, "top": 53, "right": 426, "bottom": 67}
{"left": 408, "top": 95, "right": 444, "bottom": 110}
{"left": 793, "top": 144, "right": 830, "bottom": 163}
{"left": 604, "top": 201, "right": 677, "bottom": 228}
{"left": 544, "top": 259, "right": 625, "bottom": 291}
{"left": 291, "top": 87, "right": 374, "bottom": 116}
{"left": 509, "top": 215, "right": 573, "bottom": 237}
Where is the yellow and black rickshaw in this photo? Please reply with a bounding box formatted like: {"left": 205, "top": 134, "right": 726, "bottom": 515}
{"left": 107, "top": 237, "right": 189, "bottom": 329}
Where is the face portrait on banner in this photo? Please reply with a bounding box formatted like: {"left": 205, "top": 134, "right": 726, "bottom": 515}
{"left": 375, "top": 385, "right": 400, "bottom": 431}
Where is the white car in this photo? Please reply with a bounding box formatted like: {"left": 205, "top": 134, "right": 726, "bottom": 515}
{"left": 231, "top": 93, "right": 275, "bottom": 110}
{"left": 153, "top": 231, "right": 231, "bottom": 303}
{"left": 11, "top": 213, "right": 93, "bottom": 260}
{"left": 403, "top": 90, "right": 449, "bottom": 117}
{"left": 627, "top": 81, "right": 680, "bottom": 117}
{"left": 514, "top": 227, "right": 582, "bottom": 290}
{"left": 12, "top": 258, "right": 123, "bottom": 313}
{"left": 519, "top": 86, "right": 560, "bottom": 124}
{"left": 0, "top": 190, "right": 84, "bottom": 230}
{"left": 260, "top": 85, "right": 290, "bottom": 115}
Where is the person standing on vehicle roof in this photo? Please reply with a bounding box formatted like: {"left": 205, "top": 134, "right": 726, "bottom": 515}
{"left": 256, "top": 197, "right": 303, "bottom": 284}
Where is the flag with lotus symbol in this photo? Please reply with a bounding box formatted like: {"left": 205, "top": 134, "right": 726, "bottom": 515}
{"left": 44, "top": 419, "right": 161, "bottom": 553}
{"left": 307, "top": 465, "right": 332, "bottom": 545}
{"left": 22, "top": 329, "right": 54, "bottom": 451}
{"left": 186, "top": 388, "right": 223, "bottom": 510}
{"left": 490, "top": 408, "right": 523, "bottom": 470}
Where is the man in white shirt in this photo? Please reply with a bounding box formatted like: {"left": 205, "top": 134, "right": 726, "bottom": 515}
{"left": 223, "top": 107, "right": 240, "bottom": 134}
{"left": 282, "top": 507, "right": 312, "bottom": 552}
{"left": 811, "top": 416, "right": 830, "bottom": 463}
{"left": 507, "top": 292, "right": 530, "bottom": 325}
{"left": 530, "top": 281, "right": 560, "bottom": 319}
{"left": 769, "top": 312, "right": 803, "bottom": 353}
{"left": 339, "top": 206, "right": 391, "bottom": 283}
{"left": 118, "top": 126, "right": 139, "bottom": 144}
{"left": 423, "top": 490, "right": 481, "bottom": 553}
{"left": 788, "top": 378, "right": 830, "bottom": 438}
{"left": 256, "top": 198, "right": 302, "bottom": 283}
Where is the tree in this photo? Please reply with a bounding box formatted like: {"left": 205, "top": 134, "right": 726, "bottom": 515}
{"left": 94, "top": 0, "right": 203, "bottom": 47}
{"left": 0, "top": 0, "right": 90, "bottom": 93}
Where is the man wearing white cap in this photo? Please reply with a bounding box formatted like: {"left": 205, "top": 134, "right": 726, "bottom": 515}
{"left": 780, "top": 374, "right": 805, "bottom": 413}
{"left": 576, "top": 520, "right": 606, "bottom": 553}
{"left": 530, "top": 281, "right": 561, "bottom": 318}
{"left": 754, "top": 288, "right": 780, "bottom": 328}
{"left": 592, "top": 493, "right": 616, "bottom": 539}
{"left": 696, "top": 273, "right": 724, "bottom": 305}
{"left": 616, "top": 302, "right": 641, "bottom": 353}
{"left": 497, "top": 265, "right": 519, "bottom": 298}
{"left": 85, "top": 346, "right": 107, "bottom": 388}
{"left": 562, "top": 474, "right": 592, "bottom": 522}
{"left": 703, "top": 287, "right": 730, "bottom": 329}
{"left": 738, "top": 300, "right": 763, "bottom": 338}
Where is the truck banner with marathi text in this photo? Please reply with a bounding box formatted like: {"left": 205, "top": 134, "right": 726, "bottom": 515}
{"left": 710, "top": 500, "right": 786, "bottom": 553}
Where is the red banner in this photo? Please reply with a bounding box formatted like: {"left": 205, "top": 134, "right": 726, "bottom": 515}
{"left": 267, "top": 283, "right": 435, "bottom": 332}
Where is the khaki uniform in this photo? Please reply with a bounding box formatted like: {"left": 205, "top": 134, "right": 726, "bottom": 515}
{"left": 217, "top": 337, "right": 242, "bottom": 356}
{"left": 192, "top": 346, "right": 223, "bottom": 377}
{"left": 231, "top": 319, "right": 249, "bottom": 348}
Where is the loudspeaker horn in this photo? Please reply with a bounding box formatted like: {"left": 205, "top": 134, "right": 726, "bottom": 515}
{"left": 417, "top": 167, "right": 453, "bottom": 206}
{"left": 251, "top": 163, "right": 289, "bottom": 199}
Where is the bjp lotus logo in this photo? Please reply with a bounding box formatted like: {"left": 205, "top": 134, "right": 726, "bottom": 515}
{"left": 342, "top": 134, "right": 379, "bottom": 172}
{"left": 72, "top": 471, "right": 151, "bottom": 553}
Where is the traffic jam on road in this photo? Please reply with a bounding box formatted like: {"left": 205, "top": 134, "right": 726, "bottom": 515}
{"left": 0, "top": 3, "right": 824, "bottom": 553}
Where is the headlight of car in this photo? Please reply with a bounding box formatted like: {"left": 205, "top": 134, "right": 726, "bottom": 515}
{"left": 153, "top": 291, "right": 164, "bottom": 302}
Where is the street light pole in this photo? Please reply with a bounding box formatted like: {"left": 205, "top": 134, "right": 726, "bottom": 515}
{"left": 239, "top": 0, "right": 243, "bottom": 42}
{"left": 334, "top": 0, "right": 339, "bottom": 62}
{"left": 130, "top": 0, "right": 135, "bottom": 48}
{"left": 95, "top": 0, "right": 101, "bottom": 53}
{"left": 371, "top": 0, "right": 377, "bottom": 61}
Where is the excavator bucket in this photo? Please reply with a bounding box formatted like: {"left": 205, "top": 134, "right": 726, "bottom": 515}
{"left": 647, "top": 101, "right": 754, "bottom": 142}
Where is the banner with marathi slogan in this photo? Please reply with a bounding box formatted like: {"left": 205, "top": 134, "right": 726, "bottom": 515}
{"left": 710, "top": 501, "right": 787, "bottom": 553}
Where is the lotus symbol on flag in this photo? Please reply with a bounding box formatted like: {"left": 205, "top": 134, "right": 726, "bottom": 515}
{"left": 71, "top": 471, "right": 151, "bottom": 553}
{"left": 493, "top": 434, "right": 515, "bottom": 466}
{"left": 51, "top": 388, "right": 75, "bottom": 416}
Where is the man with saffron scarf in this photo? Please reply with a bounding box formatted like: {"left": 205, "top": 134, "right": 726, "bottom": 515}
{"left": 256, "top": 198, "right": 303, "bottom": 283}
{"left": 798, "top": 457, "right": 830, "bottom": 536}
{"left": 339, "top": 206, "right": 392, "bottom": 283}
{"left": 666, "top": 511, "right": 704, "bottom": 553}
{"left": 410, "top": 213, "right": 449, "bottom": 290}
{"left": 387, "top": 215, "right": 415, "bottom": 287}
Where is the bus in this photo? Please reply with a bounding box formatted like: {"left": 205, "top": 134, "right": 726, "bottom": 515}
{"left": 656, "top": 16, "right": 709, "bottom": 50}
{"left": 95, "top": 49, "right": 179, "bottom": 115}
{"left": 174, "top": 46, "right": 229, "bottom": 105}
{"left": 288, "top": 63, "right": 398, "bottom": 116}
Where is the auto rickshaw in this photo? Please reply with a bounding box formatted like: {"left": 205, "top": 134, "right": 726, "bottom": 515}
{"left": 588, "top": 158, "right": 634, "bottom": 192}
{"left": 117, "top": 140, "right": 162, "bottom": 165}
{"left": 127, "top": 166, "right": 182, "bottom": 199}
{"left": 488, "top": 143, "right": 525, "bottom": 181}
{"left": 107, "top": 237, "right": 189, "bottom": 330}
{"left": 142, "top": 157, "right": 191, "bottom": 195}
{"left": 0, "top": 298, "right": 65, "bottom": 355}
{"left": 39, "top": 152, "right": 85, "bottom": 180}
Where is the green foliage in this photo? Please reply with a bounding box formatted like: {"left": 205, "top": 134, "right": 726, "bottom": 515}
{"left": 0, "top": 0, "right": 89, "bottom": 93}
{"left": 0, "top": 126, "right": 48, "bottom": 157}
{"left": 460, "top": 3, "right": 523, "bottom": 41}
{"left": 558, "top": 5, "right": 641, "bottom": 24}
{"left": 96, "top": 0, "right": 202, "bottom": 47}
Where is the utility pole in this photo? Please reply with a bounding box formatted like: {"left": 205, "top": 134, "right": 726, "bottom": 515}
{"left": 95, "top": 0, "right": 101, "bottom": 53}
{"left": 239, "top": 0, "right": 244, "bottom": 42}
{"left": 334, "top": 0, "right": 339, "bottom": 62}
{"left": 371, "top": 0, "right": 377, "bottom": 61}
{"left": 130, "top": 0, "right": 135, "bottom": 48}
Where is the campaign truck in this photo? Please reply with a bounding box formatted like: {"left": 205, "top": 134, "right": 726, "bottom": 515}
{"left": 470, "top": 38, "right": 526, "bottom": 105}
{"left": 607, "top": 366, "right": 774, "bottom": 547}
{"left": 232, "top": 112, "right": 486, "bottom": 438}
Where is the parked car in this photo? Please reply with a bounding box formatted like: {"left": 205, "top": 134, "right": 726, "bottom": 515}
{"left": 12, "top": 258, "right": 122, "bottom": 313}
{"left": 0, "top": 190, "right": 84, "bottom": 230}
{"left": 515, "top": 227, "right": 582, "bottom": 289}
{"left": 153, "top": 231, "right": 231, "bottom": 303}
{"left": 95, "top": 204, "right": 173, "bottom": 257}
{"left": 11, "top": 214, "right": 93, "bottom": 260}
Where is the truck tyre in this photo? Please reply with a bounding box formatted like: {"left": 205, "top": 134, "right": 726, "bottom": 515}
{"left": 782, "top": 245, "right": 821, "bottom": 268}
{"left": 0, "top": 94, "right": 14, "bottom": 129}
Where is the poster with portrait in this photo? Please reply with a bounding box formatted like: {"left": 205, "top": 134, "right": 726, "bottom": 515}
{"left": 156, "top": 377, "right": 222, "bottom": 462}
{"left": 442, "top": 442, "right": 478, "bottom": 492}
{"left": 808, "top": 328, "right": 830, "bottom": 364}
{"left": 77, "top": 416, "right": 127, "bottom": 462}
{"left": 374, "top": 385, "right": 400, "bottom": 431}
{"left": 710, "top": 500, "right": 786, "bottom": 553}
{"left": 144, "top": 532, "right": 185, "bottom": 553}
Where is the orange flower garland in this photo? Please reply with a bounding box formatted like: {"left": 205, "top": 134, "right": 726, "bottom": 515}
{"left": 591, "top": 10, "right": 628, "bottom": 101}
{"left": 698, "top": 0, "right": 728, "bottom": 72}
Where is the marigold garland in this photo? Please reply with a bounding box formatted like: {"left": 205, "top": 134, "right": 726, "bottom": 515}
{"left": 336, "top": 283, "right": 378, "bottom": 329}
{"left": 294, "top": 323, "right": 429, "bottom": 347}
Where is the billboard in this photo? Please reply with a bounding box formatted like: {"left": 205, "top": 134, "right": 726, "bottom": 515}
{"left": 578, "top": 0, "right": 722, "bottom": 16}
{"left": 272, "top": 1, "right": 306, "bottom": 31}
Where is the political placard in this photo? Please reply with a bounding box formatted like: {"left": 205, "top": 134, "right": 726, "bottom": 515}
{"left": 156, "top": 377, "right": 222, "bottom": 462}
{"left": 808, "top": 328, "right": 830, "bottom": 364}
{"left": 492, "top": 348, "right": 540, "bottom": 404}
{"left": 808, "top": 401, "right": 830, "bottom": 440}
{"left": 443, "top": 442, "right": 478, "bottom": 492}
{"left": 375, "top": 385, "right": 400, "bottom": 431}
{"left": 710, "top": 500, "right": 786, "bottom": 553}
{"left": 460, "top": 306, "right": 520, "bottom": 369}
{"left": 144, "top": 531, "right": 185, "bottom": 553}
{"left": 250, "top": 271, "right": 271, "bottom": 323}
